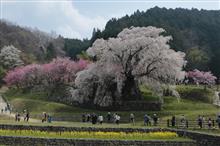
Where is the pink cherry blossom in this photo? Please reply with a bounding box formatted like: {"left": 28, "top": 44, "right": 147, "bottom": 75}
{"left": 187, "top": 69, "right": 217, "bottom": 85}
{"left": 4, "top": 58, "right": 89, "bottom": 89}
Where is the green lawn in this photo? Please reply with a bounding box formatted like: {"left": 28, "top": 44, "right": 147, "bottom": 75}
{"left": 1, "top": 86, "right": 220, "bottom": 125}
{"left": 176, "top": 85, "right": 215, "bottom": 103}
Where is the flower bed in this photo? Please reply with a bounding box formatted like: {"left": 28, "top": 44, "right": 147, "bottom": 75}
{"left": 0, "top": 130, "right": 183, "bottom": 140}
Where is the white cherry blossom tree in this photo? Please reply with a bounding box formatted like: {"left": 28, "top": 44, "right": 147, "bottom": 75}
{"left": 0, "top": 45, "right": 23, "bottom": 69}
{"left": 71, "top": 26, "right": 186, "bottom": 107}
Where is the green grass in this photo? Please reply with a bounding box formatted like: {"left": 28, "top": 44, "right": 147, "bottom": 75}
{"left": 3, "top": 88, "right": 47, "bottom": 101}
{"left": 176, "top": 85, "right": 215, "bottom": 103}
{"left": 10, "top": 98, "right": 85, "bottom": 114}
{"left": 4, "top": 88, "right": 91, "bottom": 115}
{"left": 162, "top": 96, "right": 219, "bottom": 119}
{"left": 140, "top": 85, "right": 160, "bottom": 101}
{"left": 2, "top": 86, "right": 220, "bottom": 125}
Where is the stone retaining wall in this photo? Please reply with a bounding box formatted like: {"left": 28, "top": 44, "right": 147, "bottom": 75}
{"left": 171, "top": 129, "right": 220, "bottom": 146}
{"left": 0, "top": 136, "right": 196, "bottom": 146}
{"left": 0, "top": 124, "right": 167, "bottom": 132}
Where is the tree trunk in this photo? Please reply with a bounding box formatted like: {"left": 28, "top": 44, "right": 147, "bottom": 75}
{"left": 121, "top": 76, "right": 142, "bottom": 101}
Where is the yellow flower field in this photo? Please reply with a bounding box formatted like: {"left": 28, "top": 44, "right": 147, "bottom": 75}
{"left": 0, "top": 129, "right": 183, "bottom": 140}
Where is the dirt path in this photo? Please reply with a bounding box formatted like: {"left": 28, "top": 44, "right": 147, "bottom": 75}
{"left": 0, "top": 87, "right": 40, "bottom": 123}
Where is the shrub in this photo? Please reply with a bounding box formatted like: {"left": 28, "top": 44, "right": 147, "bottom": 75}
{"left": 176, "top": 85, "right": 214, "bottom": 103}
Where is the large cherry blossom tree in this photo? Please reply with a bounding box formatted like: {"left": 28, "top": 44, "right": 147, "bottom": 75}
{"left": 71, "top": 26, "right": 186, "bottom": 107}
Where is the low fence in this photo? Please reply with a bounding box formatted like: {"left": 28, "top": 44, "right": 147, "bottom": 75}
{"left": 167, "top": 119, "right": 219, "bottom": 129}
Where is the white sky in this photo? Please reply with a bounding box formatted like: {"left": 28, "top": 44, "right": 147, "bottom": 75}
{"left": 1, "top": 0, "right": 220, "bottom": 39}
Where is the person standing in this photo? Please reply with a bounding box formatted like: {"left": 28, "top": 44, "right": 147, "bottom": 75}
{"left": 15, "top": 112, "right": 18, "bottom": 121}
{"left": 25, "top": 110, "right": 30, "bottom": 122}
{"left": 144, "top": 114, "right": 150, "bottom": 126}
{"left": 171, "top": 116, "right": 176, "bottom": 127}
{"left": 86, "top": 113, "right": 91, "bottom": 122}
{"left": 115, "top": 114, "right": 120, "bottom": 125}
{"left": 130, "top": 113, "right": 135, "bottom": 125}
{"left": 180, "top": 115, "right": 186, "bottom": 128}
{"left": 216, "top": 115, "right": 220, "bottom": 129}
{"left": 42, "top": 112, "right": 47, "bottom": 123}
{"left": 197, "top": 115, "right": 203, "bottom": 129}
{"left": 82, "top": 113, "right": 86, "bottom": 122}
{"left": 153, "top": 114, "right": 158, "bottom": 126}
{"left": 47, "top": 114, "right": 52, "bottom": 123}
{"left": 107, "top": 112, "right": 111, "bottom": 123}
{"left": 91, "top": 113, "right": 98, "bottom": 124}
{"left": 17, "top": 113, "right": 21, "bottom": 122}
{"left": 113, "top": 113, "right": 117, "bottom": 123}
{"left": 23, "top": 109, "right": 26, "bottom": 121}
{"left": 208, "top": 118, "right": 212, "bottom": 129}
{"left": 98, "top": 115, "right": 104, "bottom": 124}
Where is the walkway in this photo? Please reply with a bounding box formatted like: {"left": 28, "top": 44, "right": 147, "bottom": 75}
{"left": 0, "top": 87, "right": 39, "bottom": 122}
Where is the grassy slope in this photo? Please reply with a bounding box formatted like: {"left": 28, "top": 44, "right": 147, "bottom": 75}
{"left": 176, "top": 85, "right": 215, "bottom": 103}
{"left": 2, "top": 86, "right": 220, "bottom": 123}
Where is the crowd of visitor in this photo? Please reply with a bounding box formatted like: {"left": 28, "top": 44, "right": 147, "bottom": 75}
{"left": 81, "top": 112, "right": 159, "bottom": 126}
{"left": 1, "top": 108, "right": 219, "bottom": 129}
{"left": 81, "top": 112, "right": 220, "bottom": 129}
{"left": 14, "top": 110, "right": 52, "bottom": 123}
{"left": 143, "top": 113, "right": 158, "bottom": 126}
{"left": 168, "top": 114, "right": 220, "bottom": 129}
{"left": 82, "top": 112, "right": 121, "bottom": 125}
{"left": 15, "top": 109, "right": 30, "bottom": 122}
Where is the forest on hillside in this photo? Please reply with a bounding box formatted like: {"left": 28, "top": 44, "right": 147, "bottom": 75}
{"left": 1, "top": 7, "right": 220, "bottom": 77}
{"left": 91, "top": 7, "right": 220, "bottom": 78}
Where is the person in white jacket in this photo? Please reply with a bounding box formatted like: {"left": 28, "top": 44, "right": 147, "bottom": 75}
{"left": 98, "top": 115, "right": 104, "bottom": 124}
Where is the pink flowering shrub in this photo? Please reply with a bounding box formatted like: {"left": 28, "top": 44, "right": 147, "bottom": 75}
{"left": 3, "top": 64, "right": 42, "bottom": 88}
{"left": 4, "top": 58, "right": 89, "bottom": 90}
{"left": 187, "top": 69, "right": 217, "bottom": 85}
{"left": 43, "top": 58, "right": 88, "bottom": 86}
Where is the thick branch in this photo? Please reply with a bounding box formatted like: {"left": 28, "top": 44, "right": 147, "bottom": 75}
{"left": 135, "top": 58, "right": 162, "bottom": 77}
{"left": 109, "top": 49, "right": 127, "bottom": 75}
{"left": 124, "top": 46, "right": 145, "bottom": 76}
{"left": 136, "top": 67, "right": 157, "bottom": 77}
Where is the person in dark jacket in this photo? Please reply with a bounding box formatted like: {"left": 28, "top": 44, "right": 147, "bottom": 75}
{"left": 171, "top": 116, "right": 176, "bottom": 127}
{"left": 82, "top": 113, "right": 86, "bottom": 122}
{"left": 216, "top": 115, "right": 220, "bottom": 129}
{"left": 153, "top": 114, "right": 158, "bottom": 126}
{"left": 107, "top": 112, "right": 111, "bottom": 123}
{"left": 91, "top": 113, "right": 98, "bottom": 124}
{"left": 197, "top": 115, "right": 203, "bottom": 128}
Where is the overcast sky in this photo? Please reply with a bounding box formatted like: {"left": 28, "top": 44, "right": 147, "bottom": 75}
{"left": 1, "top": 0, "right": 220, "bottom": 39}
